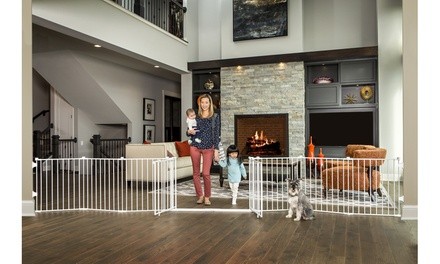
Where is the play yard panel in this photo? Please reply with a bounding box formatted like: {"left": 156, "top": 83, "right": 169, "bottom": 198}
{"left": 248, "top": 157, "right": 402, "bottom": 217}
{"left": 33, "top": 157, "right": 176, "bottom": 213}
{"left": 34, "top": 156, "right": 401, "bottom": 218}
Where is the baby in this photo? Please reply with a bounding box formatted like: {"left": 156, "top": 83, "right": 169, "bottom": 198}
{"left": 186, "top": 108, "right": 201, "bottom": 145}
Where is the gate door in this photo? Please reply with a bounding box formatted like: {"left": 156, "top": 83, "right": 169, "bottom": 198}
{"left": 248, "top": 157, "right": 263, "bottom": 218}
{"left": 152, "top": 157, "right": 177, "bottom": 216}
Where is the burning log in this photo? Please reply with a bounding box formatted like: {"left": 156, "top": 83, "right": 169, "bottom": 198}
{"left": 245, "top": 130, "right": 282, "bottom": 156}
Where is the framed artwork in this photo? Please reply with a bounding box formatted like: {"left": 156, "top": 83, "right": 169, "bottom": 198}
{"left": 143, "top": 125, "right": 156, "bottom": 142}
{"left": 233, "top": 0, "right": 288, "bottom": 41}
{"left": 143, "top": 98, "right": 155, "bottom": 121}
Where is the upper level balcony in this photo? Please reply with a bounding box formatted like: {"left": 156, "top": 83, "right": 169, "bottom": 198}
{"left": 112, "top": 0, "right": 186, "bottom": 40}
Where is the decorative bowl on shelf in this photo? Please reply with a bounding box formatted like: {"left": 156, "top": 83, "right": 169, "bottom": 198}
{"left": 312, "top": 76, "right": 334, "bottom": 84}
{"left": 360, "top": 85, "right": 374, "bottom": 100}
{"left": 204, "top": 79, "right": 214, "bottom": 90}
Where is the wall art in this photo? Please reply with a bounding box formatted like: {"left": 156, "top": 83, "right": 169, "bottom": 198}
{"left": 143, "top": 125, "right": 156, "bottom": 142}
{"left": 233, "top": 0, "right": 288, "bottom": 41}
{"left": 143, "top": 98, "right": 155, "bottom": 121}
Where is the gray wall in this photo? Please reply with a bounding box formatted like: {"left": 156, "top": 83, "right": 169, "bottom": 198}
{"left": 32, "top": 70, "right": 51, "bottom": 131}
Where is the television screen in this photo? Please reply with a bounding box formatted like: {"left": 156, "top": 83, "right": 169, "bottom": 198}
{"left": 309, "top": 111, "right": 374, "bottom": 146}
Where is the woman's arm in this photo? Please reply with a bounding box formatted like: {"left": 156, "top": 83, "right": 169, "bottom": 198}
{"left": 186, "top": 128, "right": 196, "bottom": 136}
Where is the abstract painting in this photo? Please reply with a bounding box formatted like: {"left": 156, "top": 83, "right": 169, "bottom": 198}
{"left": 233, "top": 0, "right": 288, "bottom": 41}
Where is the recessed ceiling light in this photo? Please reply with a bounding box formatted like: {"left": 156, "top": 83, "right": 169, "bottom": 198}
{"left": 94, "top": 44, "right": 101, "bottom": 48}
{"left": 154, "top": 65, "right": 160, "bottom": 68}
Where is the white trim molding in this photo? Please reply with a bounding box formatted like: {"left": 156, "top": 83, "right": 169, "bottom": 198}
{"left": 22, "top": 200, "right": 35, "bottom": 217}
{"left": 401, "top": 205, "right": 417, "bottom": 220}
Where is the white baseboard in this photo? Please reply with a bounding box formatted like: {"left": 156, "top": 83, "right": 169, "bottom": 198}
{"left": 401, "top": 205, "right": 417, "bottom": 220}
{"left": 381, "top": 173, "right": 402, "bottom": 182}
{"left": 22, "top": 200, "right": 35, "bottom": 217}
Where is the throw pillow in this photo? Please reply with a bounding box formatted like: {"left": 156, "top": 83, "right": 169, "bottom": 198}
{"left": 175, "top": 141, "right": 190, "bottom": 157}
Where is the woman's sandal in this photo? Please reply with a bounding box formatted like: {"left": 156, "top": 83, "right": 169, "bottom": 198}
{"left": 204, "top": 198, "right": 211, "bottom": 206}
{"left": 196, "top": 196, "right": 204, "bottom": 204}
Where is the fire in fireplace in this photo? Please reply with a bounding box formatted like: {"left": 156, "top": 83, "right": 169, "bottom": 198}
{"left": 235, "top": 114, "right": 288, "bottom": 158}
{"left": 245, "top": 130, "right": 282, "bottom": 156}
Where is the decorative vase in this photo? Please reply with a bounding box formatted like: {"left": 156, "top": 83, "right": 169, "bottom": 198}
{"left": 307, "top": 136, "right": 315, "bottom": 160}
{"left": 317, "top": 148, "right": 325, "bottom": 167}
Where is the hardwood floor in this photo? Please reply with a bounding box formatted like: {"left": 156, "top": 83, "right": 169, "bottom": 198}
{"left": 22, "top": 195, "right": 417, "bottom": 264}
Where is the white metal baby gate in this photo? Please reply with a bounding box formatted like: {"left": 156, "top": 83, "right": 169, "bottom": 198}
{"left": 247, "top": 156, "right": 402, "bottom": 218}
{"left": 33, "top": 157, "right": 177, "bottom": 215}
{"left": 33, "top": 156, "right": 402, "bottom": 218}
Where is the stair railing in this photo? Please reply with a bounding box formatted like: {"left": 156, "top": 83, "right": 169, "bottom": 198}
{"left": 90, "top": 134, "right": 132, "bottom": 158}
{"left": 33, "top": 124, "right": 53, "bottom": 160}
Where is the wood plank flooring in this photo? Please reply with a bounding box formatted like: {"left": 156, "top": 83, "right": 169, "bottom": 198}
{"left": 22, "top": 195, "right": 417, "bottom": 264}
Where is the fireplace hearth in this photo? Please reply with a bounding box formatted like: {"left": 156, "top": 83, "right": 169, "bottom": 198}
{"left": 235, "top": 114, "right": 288, "bottom": 158}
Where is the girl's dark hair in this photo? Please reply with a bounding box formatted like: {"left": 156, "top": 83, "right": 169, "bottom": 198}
{"left": 226, "top": 144, "right": 242, "bottom": 166}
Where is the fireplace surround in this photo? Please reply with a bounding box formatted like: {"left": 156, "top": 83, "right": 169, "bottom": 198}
{"left": 235, "top": 114, "right": 289, "bottom": 158}
{"left": 219, "top": 62, "right": 305, "bottom": 158}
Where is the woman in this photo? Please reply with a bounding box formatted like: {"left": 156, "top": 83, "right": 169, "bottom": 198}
{"left": 187, "top": 94, "right": 220, "bottom": 206}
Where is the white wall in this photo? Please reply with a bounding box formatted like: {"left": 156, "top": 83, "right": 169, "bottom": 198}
{"left": 33, "top": 0, "right": 189, "bottom": 74}
{"left": 303, "top": 0, "right": 378, "bottom": 51}
{"left": 220, "top": 0, "right": 303, "bottom": 59}
{"left": 197, "top": 0, "right": 222, "bottom": 61}
{"left": 191, "top": 0, "right": 378, "bottom": 61}
{"left": 76, "top": 108, "right": 99, "bottom": 158}
{"left": 185, "top": 0, "right": 199, "bottom": 62}
{"left": 377, "top": 0, "right": 403, "bottom": 160}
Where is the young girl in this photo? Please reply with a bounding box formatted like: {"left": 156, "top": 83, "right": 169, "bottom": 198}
{"left": 218, "top": 145, "right": 247, "bottom": 205}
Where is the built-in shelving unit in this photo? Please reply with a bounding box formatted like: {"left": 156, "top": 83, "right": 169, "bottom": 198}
{"left": 192, "top": 69, "right": 221, "bottom": 113}
{"left": 305, "top": 58, "right": 378, "bottom": 157}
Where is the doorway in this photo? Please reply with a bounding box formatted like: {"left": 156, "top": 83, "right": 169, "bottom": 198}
{"left": 164, "top": 95, "right": 181, "bottom": 142}
{"left": 51, "top": 87, "right": 74, "bottom": 139}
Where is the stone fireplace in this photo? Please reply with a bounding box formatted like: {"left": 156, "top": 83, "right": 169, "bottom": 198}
{"left": 235, "top": 114, "right": 288, "bottom": 157}
{"left": 220, "top": 62, "right": 305, "bottom": 157}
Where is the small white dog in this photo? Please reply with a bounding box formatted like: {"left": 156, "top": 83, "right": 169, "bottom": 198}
{"left": 286, "top": 178, "right": 315, "bottom": 221}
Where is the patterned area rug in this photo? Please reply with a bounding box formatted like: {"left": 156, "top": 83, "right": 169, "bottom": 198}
{"left": 174, "top": 175, "right": 250, "bottom": 200}
{"left": 172, "top": 175, "right": 396, "bottom": 208}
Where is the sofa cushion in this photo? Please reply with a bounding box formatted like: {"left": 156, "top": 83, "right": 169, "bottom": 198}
{"left": 175, "top": 141, "right": 191, "bottom": 157}
{"left": 176, "top": 156, "right": 192, "bottom": 168}
{"left": 158, "top": 142, "right": 178, "bottom": 157}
